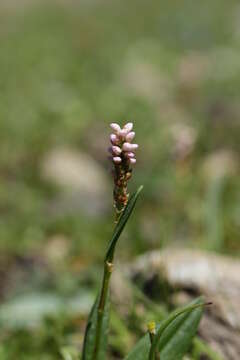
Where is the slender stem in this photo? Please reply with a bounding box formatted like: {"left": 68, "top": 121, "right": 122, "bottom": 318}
{"left": 148, "top": 322, "right": 160, "bottom": 360}
{"left": 92, "top": 260, "right": 113, "bottom": 360}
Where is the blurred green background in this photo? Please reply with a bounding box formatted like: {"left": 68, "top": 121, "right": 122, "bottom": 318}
{"left": 0, "top": 0, "right": 239, "bottom": 358}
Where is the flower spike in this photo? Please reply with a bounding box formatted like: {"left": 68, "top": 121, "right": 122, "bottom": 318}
{"left": 109, "top": 122, "right": 138, "bottom": 221}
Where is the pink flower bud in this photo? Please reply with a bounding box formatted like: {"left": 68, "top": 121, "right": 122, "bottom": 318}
{"left": 130, "top": 143, "right": 138, "bottom": 150}
{"left": 118, "top": 129, "right": 128, "bottom": 138}
{"left": 126, "top": 152, "right": 135, "bottom": 158}
{"left": 129, "top": 158, "right": 136, "bottom": 165}
{"left": 110, "top": 123, "right": 121, "bottom": 133}
{"left": 112, "top": 146, "right": 122, "bottom": 155}
{"left": 123, "top": 122, "right": 133, "bottom": 133}
{"left": 113, "top": 156, "right": 122, "bottom": 164}
{"left": 110, "top": 134, "right": 119, "bottom": 145}
{"left": 126, "top": 131, "right": 135, "bottom": 142}
{"left": 122, "top": 143, "right": 138, "bottom": 152}
{"left": 122, "top": 142, "right": 133, "bottom": 152}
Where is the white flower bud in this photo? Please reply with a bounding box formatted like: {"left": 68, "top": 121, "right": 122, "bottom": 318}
{"left": 123, "top": 122, "right": 133, "bottom": 133}
{"left": 118, "top": 129, "right": 128, "bottom": 138}
{"left": 113, "top": 156, "right": 122, "bottom": 164}
{"left": 110, "top": 134, "right": 119, "bottom": 144}
{"left": 129, "top": 158, "right": 136, "bottom": 165}
{"left": 122, "top": 143, "right": 133, "bottom": 151}
{"left": 112, "top": 146, "right": 122, "bottom": 155}
{"left": 130, "top": 144, "right": 138, "bottom": 150}
{"left": 123, "top": 143, "right": 138, "bottom": 152}
{"left": 110, "top": 123, "right": 121, "bottom": 133}
{"left": 126, "top": 152, "right": 135, "bottom": 158}
{"left": 126, "top": 131, "right": 135, "bottom": 142}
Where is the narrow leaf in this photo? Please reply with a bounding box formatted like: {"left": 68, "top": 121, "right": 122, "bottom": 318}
{"left": 125, "top": 298, "right": 204, "bottom": 360}
{"left": 124, "top": 335, "right": 150, "bottom": 360}
{"left": 105, "top": 185, "right": 143, "bottom": 262}
{"left": 82, "top": 186, "right": 143, "bottom": 359}
{"left": 157, "top": 299, "right": 204, "bottom": 360}
{"left": 82, "top": 294, "right": 109, "bottom": 360}
{"left": 149, "top": 299, "right": 205, "bottom": 360}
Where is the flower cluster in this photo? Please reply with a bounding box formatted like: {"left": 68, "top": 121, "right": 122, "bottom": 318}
{"left": 109, "top": 122, "right": 138, "bottom": 220}
{"left": 110, "top": 122, "right": 138, "bottom": 165}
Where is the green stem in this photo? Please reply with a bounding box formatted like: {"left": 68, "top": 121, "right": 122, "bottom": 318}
{"left": 92, "top": 260, "right": 113, "bottom": 360}
{"left": 148, "top": 322, "right": 160, "bottom": 360}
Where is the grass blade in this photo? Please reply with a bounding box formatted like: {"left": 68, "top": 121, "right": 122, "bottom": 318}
{"left": 149, "top": 298, "right": 206, "bottom": 360}
{"left": 81, "top": 294, "right": 109, "bottom": 360}
{"left": 105, "top": 185, "right": 143, "bottom": 262}
{"left": 124, "top": 298, "right": 205, "bottom": 360}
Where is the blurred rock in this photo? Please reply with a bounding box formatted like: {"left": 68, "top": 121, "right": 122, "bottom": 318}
{"left": 41, "top": 147, "right": 110, "bottom": 217}
{"left": 0, "top": 290, "right": 94, "bottom": 329}
{"left": 170, "top": 122, "right": 197, "bottom": 161}
{"left": 130, "top": 249, "right": 240, "bottom": 359}
{"left": 44, "top": 235, "right": 69, "bottom": 264}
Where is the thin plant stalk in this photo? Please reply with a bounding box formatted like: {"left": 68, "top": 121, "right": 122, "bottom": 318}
{"left": 92, "top": 122, "right": 139, "bottom": 360}
{"left": 93, "top": 261, "right": 113, "bottom": 360}
{"left": 148, "top": 322, "right": 160, "bottom": 360}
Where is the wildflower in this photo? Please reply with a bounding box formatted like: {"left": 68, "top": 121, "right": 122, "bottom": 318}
{"left": 109, "top": 122, "right": 138, "bottom": 220}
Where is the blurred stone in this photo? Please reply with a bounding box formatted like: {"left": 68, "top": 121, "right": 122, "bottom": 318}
{"left": 41, "top": 147, "right": 110, "bottom": 217}
{"left": 130, "top": 249, "right": 240, "bottom": 359}
{"left": 202, "top": 149, "right": 238, "bottom": 181}
{"left": 44, "top": 235, "right": 69, "bottom": 264}
{"left": 170, "top": 122, "right": 197, "bottom": 161}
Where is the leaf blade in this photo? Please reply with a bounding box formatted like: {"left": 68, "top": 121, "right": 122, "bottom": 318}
{"left": 149, "top": 298, "right": 205, "bottom": 359}
{"left": 124, "top": 298, "right": 204, "bottom": 360}
{"left": 82, "top": 186, "right": 143, "bottom": 359}
{"left": 105, "top": 185, "right": 143, "bottom": 262}
{"left": 81, "top": 294, "right": 109, "bottom": 360}
{"left": 159, "top": 301, "right": 203, "bottom": 360}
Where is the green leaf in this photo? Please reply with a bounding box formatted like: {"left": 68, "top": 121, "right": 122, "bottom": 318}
{"left": 124, "top": 334, "right": 150, "bottom": 360}
{"left": 81, "top": 294, "right": 109, "bottom": 360}
{"left": 82, "top": 186, "right": 143, "bottom": 360}
{"left": 105, "top": 185, "right": 143, "bottom": 262}
{"left": 125, "top": 298, "right": 204, "bottom": 360}
{"left": 149, "top": 298, "right": 205, "bottom": 359}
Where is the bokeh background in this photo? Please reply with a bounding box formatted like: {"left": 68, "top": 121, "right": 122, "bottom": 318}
{"left": 0, "top": 0, "right": 239, "bottom": 358}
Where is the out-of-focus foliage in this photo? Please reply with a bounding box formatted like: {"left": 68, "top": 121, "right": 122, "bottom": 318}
{"left": 0, "top": 0, "right": 239, "bottom": 358}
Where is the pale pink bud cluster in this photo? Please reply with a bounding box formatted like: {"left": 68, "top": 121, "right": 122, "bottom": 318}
{"left": 109, "top": 122, "right": 138, "bottom": 165}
